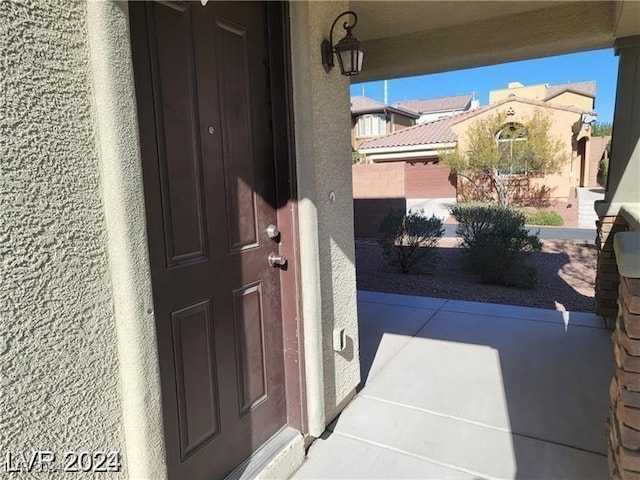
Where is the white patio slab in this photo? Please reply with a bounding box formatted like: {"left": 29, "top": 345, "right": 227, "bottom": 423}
{"left": 357, "top": 290, "right": 448, "bottom": 310}
{"left": 294, "top": 433, "right": 476, "bottom": 479}
{"left": 325, "top": 396, "right": 608, "bottom": 480}
{"left": 357, "top": 301, "right": 438, "bottom": 384}
{"left": 293, "top": 294, "right": 613, "bottom": 480}
{"left": 362, "top": 309, "right": 613, "bottom": 454}
{"left": 441, "top": 299, "right": 606, "bottom": 329}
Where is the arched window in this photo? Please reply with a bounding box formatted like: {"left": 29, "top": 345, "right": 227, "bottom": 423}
{"left": 496, "top": 122, "right": 528, "bottom": 174}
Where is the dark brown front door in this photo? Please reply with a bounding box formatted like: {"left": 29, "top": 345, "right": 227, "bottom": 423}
{"left": 130, "top": 2, "right": 287, "bottom": 478}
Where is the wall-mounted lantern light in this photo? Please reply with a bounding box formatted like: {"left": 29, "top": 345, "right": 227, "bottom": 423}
{"left": 321, "top": 11, "right": 365, "bottom": 76}
{"left": 581, "top": 112, "right": 598, "bottom": 129}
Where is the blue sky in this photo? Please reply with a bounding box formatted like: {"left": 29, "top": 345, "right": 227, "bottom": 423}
{"left": 350, "top": 49, "right": 619, "bottom": 124}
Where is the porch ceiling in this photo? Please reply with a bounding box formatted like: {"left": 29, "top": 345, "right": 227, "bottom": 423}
{"left": 351, "top": 1, "right": 640, "bottom": 82}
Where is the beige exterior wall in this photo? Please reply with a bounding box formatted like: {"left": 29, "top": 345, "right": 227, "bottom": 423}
{"left": 551, "top": 91, "right": 595, "bottom": 111}
{"left": 1, "top": 0, "right": 127, "bottom": 474}
{"left": 290, "top": 1, "right": 360, "bottom": 435}
{"left": 451, "top": 100, "right": 586, "bottom": 201}
{"left": 85, "top": 2, "right": 167, "bottom": 478}
{"left": 490, "top": 83, "right": 548, "bottom": 103}
{"left": 392, "top": 113, "right": 415, "bottom": 131}
{"left": 490, "top": 85, "right": 594, "bottom": 111}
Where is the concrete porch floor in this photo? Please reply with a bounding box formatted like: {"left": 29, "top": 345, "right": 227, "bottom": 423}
{"left": 294, "top": 291, "right": 614, "bottom": 479}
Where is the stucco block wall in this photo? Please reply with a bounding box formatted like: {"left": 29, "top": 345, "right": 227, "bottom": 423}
{"left": 352, "top": 164, "right": 406, "bottom": 237}
{"left": 290, "top": 1, "right": 360, "bottom": 435}
{"left": 352, "top": 163, "right": 406, "bottom": 199}
{"left": 1, "top": 0, "right": 125, "bottom": 473}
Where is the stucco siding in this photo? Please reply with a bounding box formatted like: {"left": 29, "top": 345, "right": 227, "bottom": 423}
{"left": 490, "top": 84, "right": 548, "bottom": 103}
{"left": 290, "top": 1, "right": 360, "bottom": 434}
{"left": 550, "top": 91, "right": 594, "bottom": 111}
{"left": 85, "top": 2, "right": 167, "bottom": 478}
{"left": 1, "top": 0, "right": 125, "bottom": 475}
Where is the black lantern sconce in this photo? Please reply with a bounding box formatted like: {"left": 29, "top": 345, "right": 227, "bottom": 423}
{"left": 321, "top": 11, "right": 365, "bottom": 76}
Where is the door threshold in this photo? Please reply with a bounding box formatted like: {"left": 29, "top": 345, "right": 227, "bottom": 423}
{"left": 226, "top": 427, "right": 304, "bottom": 480}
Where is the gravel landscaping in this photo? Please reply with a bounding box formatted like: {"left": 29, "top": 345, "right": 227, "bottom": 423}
{"left": 356, "top": 236, "right": 598, "bottom": 313}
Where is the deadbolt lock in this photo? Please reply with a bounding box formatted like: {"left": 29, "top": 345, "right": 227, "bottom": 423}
{"left": 266, "top": 224, "right": 280, "bottom": 239}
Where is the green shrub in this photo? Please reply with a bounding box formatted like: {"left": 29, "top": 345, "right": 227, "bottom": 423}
{"left": 598, "top": 157, "right": 609, "bottom": 187}
{"left": 451, "top": 203, "right": 542, "bottom": 288}
{"left": 378, "top": 209, "right": 444, "bottom": 274}
{"left": 524, "top": 210, "right": 564, "bottom": 226}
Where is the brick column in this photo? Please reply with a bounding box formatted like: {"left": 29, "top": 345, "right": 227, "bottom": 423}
{"left": 596, "top": 215, "right": 629, "bottom": 325}
{"left": 608, "top": 232, "right": 640, "bottom": 479}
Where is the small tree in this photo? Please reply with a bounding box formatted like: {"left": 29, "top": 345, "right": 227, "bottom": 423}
{"left": 378, "top": 209, "right": 444, "bottom": 274}
{"left": 443, "top": 109, "right": 568, "bottom": 207}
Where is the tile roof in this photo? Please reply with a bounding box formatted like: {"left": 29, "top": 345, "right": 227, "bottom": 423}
{"left": 350, "top": 96, "right": 419, "bottom": 118}
{"left": 545, "top": 81, "right": 596, "bottom": 100}
{"left": 359, "top": 96, "right": 589, "bottom": 150}
{"left": 358, "top": 114, "right": 460, "bottom": 149}
{"left": 350, "top": 95, "right": 388, "bottom": 114}
{"left": 394, "top": 94, "right": 473, "bottom": 115}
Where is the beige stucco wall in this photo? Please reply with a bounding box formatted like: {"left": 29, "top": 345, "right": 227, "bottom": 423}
{"left": 85, "top": 2, "right": 167, "bottom": 478}
{"left": 451, "top": 100, "right": 585, "bottom": 201}
{"left": 551, "top": 91, "right": 595, "bottom": 111}
{"left": 489, "top": 84, "right": 594, "bottom": 111}
{"left": 490, "top": 86, "right": 594, "bottom": 112}
{"left": 490, "top": 84, "right": 549, "bottom": 104}
{"left": 290, "top": 1, "right": 361, "bottom": 435}
{"left": 1, "top": 0, "right": 126, "bottom": 474}
{"left": 597, "top": 36, "right": 640, "bottom": 219}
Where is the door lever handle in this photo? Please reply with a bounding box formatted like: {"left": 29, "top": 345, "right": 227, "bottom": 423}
{"left": 268, "top": 252, "right": 287, "bottom": 268}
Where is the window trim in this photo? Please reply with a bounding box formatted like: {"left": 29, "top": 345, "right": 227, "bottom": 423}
{"left": 496, "top": 122, "right": 529, "bottom": 175}
{"left": 355, "top": 113, "right": 387, "bottom": 138}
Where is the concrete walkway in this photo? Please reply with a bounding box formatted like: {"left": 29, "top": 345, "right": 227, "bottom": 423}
{"left": 407, "top": 198, "right": 456, "bottom": 222}
{"left": 577, "top": 187, "right": 605, "bottom": 229}
{"left": 294, "top": 291, "right": 614, "bottom": 479}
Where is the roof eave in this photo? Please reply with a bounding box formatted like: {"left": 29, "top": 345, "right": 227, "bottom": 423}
{"left": 359, "top": 141, "right": 457, "bottom": 154}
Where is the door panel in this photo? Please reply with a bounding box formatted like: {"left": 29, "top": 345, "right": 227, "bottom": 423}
{"left": 150, "top": 2, "right": 209, "bottom": 267}
{"left": 233, "top": 283, "right": 268, "bottom": 415}
{"left": 130, "top": 2, "right": 287, "bottom": 478}
{"left": 171, "top": 300, "right": 220, "bottom": 458}
{"left": 214, "top": 17, "right": 260, "bottom": 252}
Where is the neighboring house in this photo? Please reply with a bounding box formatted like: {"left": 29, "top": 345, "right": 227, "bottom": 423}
{"left": 353, "top": 95, "right": 594, "bottom": 233}
{"left": 490, "top": 80, "right": 596, "bottom": 111}
{"left": 358, "top": 113, "right": 460, "bottom": 197}
{"left": 395, "top": 93, "right": 480, "bottom": 124}
{"left": 4, "top": 1, "right": 640, "bottom": 479}
{"left": 450, "top": 96, "right": 593, "bottom": 202}
{"left": 350, "top": 95, "right": 419, "bottom": 149}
